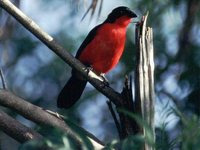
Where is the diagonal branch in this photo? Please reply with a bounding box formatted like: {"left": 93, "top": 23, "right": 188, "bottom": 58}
{"left": 0, "top": 89, "right": 104, "bottom": 149}
{"left": 0, "top": 110, "right": 43, "bottom": 143}
{"left": 0, "top": 0, "right": 123, "bottom": 107}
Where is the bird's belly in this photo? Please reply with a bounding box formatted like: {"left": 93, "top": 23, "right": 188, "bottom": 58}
{"left": 91, "top": 42, "right": 124, "bottom": 73}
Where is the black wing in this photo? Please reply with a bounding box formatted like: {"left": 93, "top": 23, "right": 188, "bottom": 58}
{"left": 75, "top": 24, "right": 102, "bottom": 58}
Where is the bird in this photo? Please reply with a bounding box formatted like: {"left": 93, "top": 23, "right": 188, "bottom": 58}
{"left": 57, "top": 6, "right": 137, "bottom": 109}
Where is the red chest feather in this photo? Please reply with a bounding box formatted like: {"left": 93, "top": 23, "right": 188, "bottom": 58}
{"left": 78, "top": 23, "right": 127, "bottom": 74}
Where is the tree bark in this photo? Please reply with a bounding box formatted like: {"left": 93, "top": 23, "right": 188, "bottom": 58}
{"left": 135, "top": 14, "right": 155, "bottom": 150}
{"left": 0, "top": 110, "right": 43, "bottom": 143}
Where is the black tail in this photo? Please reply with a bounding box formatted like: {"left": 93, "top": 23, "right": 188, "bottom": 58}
{"left": 57, "top": 75, "right": 87, "bottom": 108}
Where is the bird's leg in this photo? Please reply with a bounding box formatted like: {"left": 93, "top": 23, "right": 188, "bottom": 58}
{"left": 86, "top": 67, "right": 109, "bottom": 86}
{"left": 87, "top": 67, "right": 104, "bottom": 82}
{"left": 100, "top": 73, "right": 109, "bottom": 86}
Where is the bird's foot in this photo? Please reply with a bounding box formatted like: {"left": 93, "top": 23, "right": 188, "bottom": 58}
{"left": 86, "top": 67, "right": 109, "bottom": 87}
{"left": 100, "top": 73, "right": 109, "bottom": 86}
{"left": 87, "top": 67, "right": 104, "bottom": 82}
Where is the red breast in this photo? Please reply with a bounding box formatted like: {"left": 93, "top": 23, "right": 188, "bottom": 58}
{"left": 78, "top": 16, "right": 132, "bottom": 74}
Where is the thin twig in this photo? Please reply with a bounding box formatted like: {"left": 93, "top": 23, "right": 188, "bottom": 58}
{"left": 81, "top": 0, "right": 103, "bottom": 21}
{"left": 98, "top": 0, "right": 103, "bottom": 19}
{"left": 0, "top": 68, "right": 7, "bottom": 89}
{"left": 107, "top": 100, "right": 122, "bottom": 139}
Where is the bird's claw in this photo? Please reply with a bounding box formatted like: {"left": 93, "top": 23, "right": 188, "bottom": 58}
{"left": 86, "top": 67, "right": 110, "bottom": 87}
{"left": 99, "top": 73, "right": 109, "bottom": 87}
{"left": 100, "top": 73, "right": 109, "bottom": 84}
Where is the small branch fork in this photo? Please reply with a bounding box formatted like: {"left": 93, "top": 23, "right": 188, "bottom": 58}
{"left": 81, "top": 0, "right": 103, "bottom": 21}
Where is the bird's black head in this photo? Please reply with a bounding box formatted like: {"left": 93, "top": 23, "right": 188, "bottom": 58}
{"left": 105, "top": 6, "right": 137, "bottom": 23}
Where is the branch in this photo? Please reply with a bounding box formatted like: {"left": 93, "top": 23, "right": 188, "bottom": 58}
{"left": 0, "top": 0, "right": 123, "bottom": 107}
{"left": 0, "top": 89, "right": 104, "bottom": 149}
{"left": 0, "top": 110, "right": 43, "bottom": 143}
{"left": 135, "top": 13, "right": 155, "bottom": 150}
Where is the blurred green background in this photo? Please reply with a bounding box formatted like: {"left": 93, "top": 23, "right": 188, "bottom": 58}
{"left": 0, "top": 0, "right": 200, "bottom": 149}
